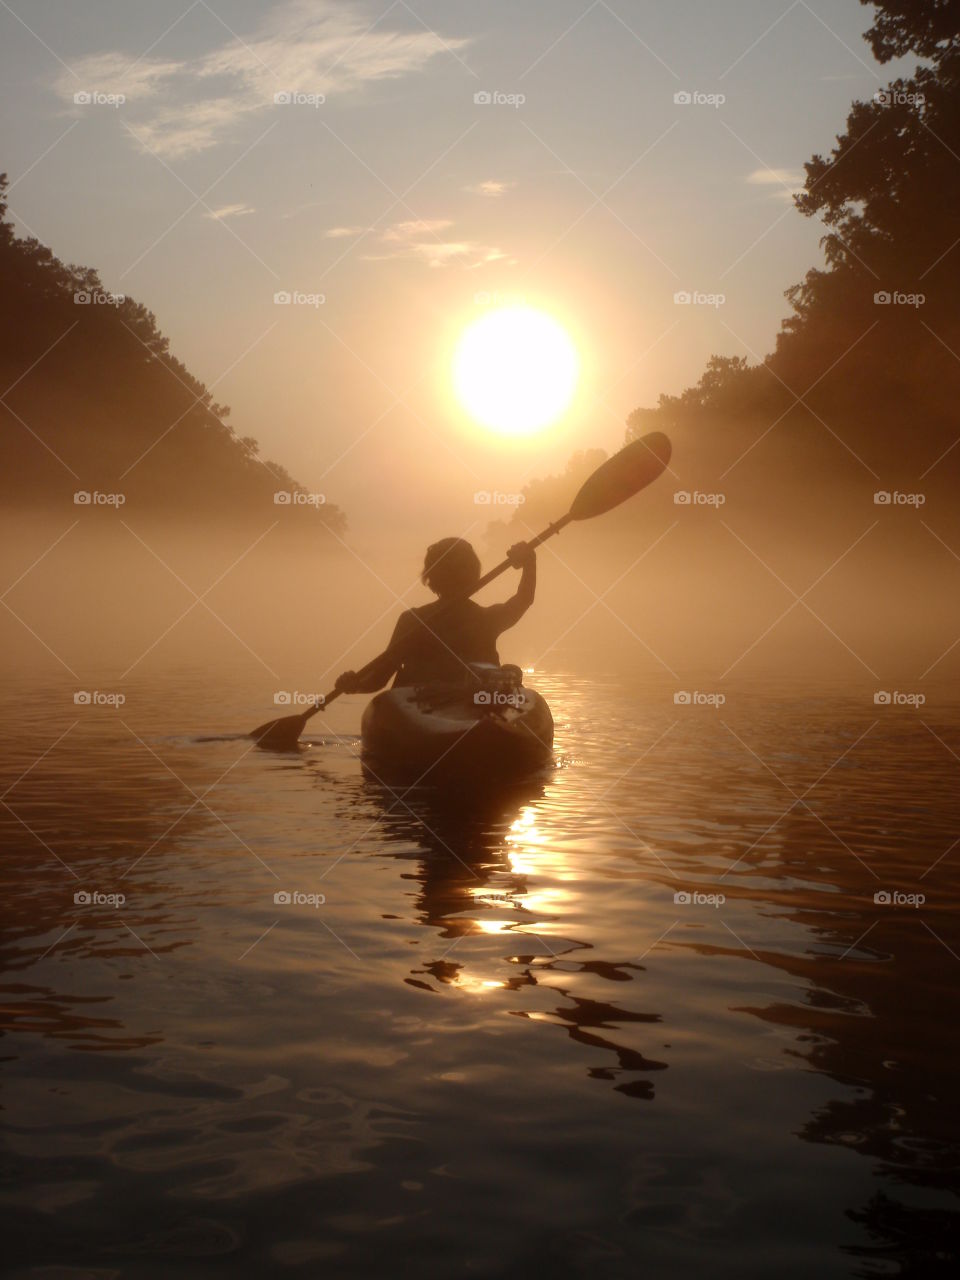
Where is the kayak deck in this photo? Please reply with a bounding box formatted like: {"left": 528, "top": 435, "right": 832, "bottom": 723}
{"left": 361, "top": 680, "right": 554, "bottom": 784}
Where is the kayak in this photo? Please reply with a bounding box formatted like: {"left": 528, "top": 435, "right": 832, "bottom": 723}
{"left": 360, "top": 667, "right": 554, "bottom": 783}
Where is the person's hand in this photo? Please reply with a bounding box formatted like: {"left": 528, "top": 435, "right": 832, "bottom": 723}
{"left": 334, "top": 670, "right": 360, "bottom": 694}
{"left": 507, "top": 540, "right": 535, "bottom": 569}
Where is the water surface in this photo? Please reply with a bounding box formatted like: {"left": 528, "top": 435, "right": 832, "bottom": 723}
{"left": 2, "top": 671, "right": 959, "bottom": 1277}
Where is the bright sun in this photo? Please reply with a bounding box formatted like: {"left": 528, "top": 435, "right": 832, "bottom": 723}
{"left": 453, "top": 306, "right": 579, "bottom": 437}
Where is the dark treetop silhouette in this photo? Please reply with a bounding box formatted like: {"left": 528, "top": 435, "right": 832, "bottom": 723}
{"left": 0, "top": 175, "right": 345, "bottom": 531}
{"left": 623, "top": 0, "right": 960, "bottom": 477}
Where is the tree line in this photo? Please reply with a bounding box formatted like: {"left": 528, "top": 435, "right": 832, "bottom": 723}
{"left": 0, "top": 174, "right": 345, "bottom": 533}
{"left": 627, "top": 0, "right": 960, "bottom": 477}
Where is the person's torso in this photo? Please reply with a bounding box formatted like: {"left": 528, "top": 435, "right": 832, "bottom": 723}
{"left": 394, "top": 599, "right": 501, "bottom": 686}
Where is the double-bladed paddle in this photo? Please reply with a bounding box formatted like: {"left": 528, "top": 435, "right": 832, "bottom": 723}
{"left": 250, "top": 430, "right": 672, "bottom": 749}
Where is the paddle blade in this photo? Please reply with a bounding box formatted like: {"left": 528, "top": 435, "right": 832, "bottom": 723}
{"left": 568, "top": 432, "right": 671, "bottom": 521}
{"left": 250, "top": 711, "right": 309, "bottom": 750}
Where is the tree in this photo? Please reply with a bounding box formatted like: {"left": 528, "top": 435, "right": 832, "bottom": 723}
{"left": 0, "top": 173, "right": 347, "bottom": 531}
{"left": 861, "top": 0, "right": 960, "bottom": 62}
{"left": 625, "top": 0, "right": 960, "bottom": 464}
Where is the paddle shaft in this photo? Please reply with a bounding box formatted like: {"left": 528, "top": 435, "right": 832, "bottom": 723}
{"left": 303, "top": 512, "right": 573, "bottom": 723}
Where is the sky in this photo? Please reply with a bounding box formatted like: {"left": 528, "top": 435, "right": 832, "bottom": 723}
{"left": 0, "top": 0, "right": 909, "bottom": 539}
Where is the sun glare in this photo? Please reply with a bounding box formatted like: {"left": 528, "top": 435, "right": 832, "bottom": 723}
{"left": 453, "top": 306, "right": 579, "bottom": 437}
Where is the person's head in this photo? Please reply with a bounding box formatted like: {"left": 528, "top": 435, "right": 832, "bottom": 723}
{"left": 421, "top": 537, "right": 481, "bottom": 599}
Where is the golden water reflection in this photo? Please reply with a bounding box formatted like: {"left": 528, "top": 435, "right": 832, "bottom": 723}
{"left": 362, "top": 775, "right": 669, "bottom": 1098}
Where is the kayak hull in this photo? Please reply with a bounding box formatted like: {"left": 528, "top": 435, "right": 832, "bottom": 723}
{"left": 361, "top": 684, "right": 554, "bottom": 784}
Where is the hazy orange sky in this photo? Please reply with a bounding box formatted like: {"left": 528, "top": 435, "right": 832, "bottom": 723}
{"left": 1, "top": 0, "right": 911, "bottom": 535}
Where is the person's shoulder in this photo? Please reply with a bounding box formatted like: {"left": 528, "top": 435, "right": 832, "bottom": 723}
{"left": 407, "top": 601, "right": 441, "bottom": 626}
{"left": 414, "top": 597, "right": 477, "bottom": 613}
{"left": 391, "top": 607, "right": 420, "bottom": 633}
{"left": 456, "top": 598, "right": 491, "bottom": 621}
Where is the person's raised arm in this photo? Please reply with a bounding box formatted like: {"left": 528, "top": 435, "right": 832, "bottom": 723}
{"left": 492, "top": 541, "right": 537, "bottom": 631}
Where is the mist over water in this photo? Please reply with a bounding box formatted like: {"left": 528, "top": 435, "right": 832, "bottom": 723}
{"left": 5, "top": 410, "right": 954, "bottom": 695}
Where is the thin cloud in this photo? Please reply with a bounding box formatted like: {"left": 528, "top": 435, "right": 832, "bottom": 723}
{"left": 204, "top": 203, "right": 255, "bottom": 220}
{"left": 410, "top": 241, "right": 474, "bottom": 267}
{"left": 53, "top": 0, "right": 468, "bottom": 157}
{"left": 746, "top": 167, "right": 805, "bottom": 201}
{"left": 63, "top": 52, "right": 182, "bottom": 100}
{"left": 324, "top": 225, "right": 368, "bottom": 238}
{"left": 381, "top": 219, "right": 454, "bottom": 242}
{"left": 361, "top": 219, "right": 511, "bottom": 268}
{"left": 464, "top": 179, "right": 514, "bottom": 198}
